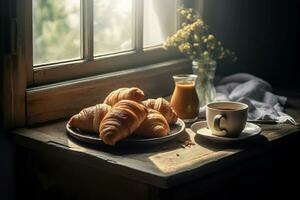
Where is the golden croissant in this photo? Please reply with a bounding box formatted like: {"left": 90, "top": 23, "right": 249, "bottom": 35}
{"left": 99, "top": 100, "right": 148, "bottom": 146}
{"left": 142, "top": 97, "right": 178, "bottom": 124}
{"left": 135, "top": 109, "right": 170, "bottom": 138}
{"left": 68, "top": 104, "right": 111, "bottom": 133}
{"left": 103, "top": 87, "right": 144, "bottom": 106}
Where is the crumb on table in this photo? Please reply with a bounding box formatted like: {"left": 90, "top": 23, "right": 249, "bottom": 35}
{"left": 181, "top": 139, "right": 195, "bottom": 148}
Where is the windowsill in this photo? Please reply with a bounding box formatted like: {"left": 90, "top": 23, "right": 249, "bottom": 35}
{"left": 26, "top": 58, "right": 192, "bottom": 125}
{"left": 11, "top": 103, "right": 300, "bottom": 189}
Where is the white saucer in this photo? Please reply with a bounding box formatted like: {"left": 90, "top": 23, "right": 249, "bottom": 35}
{"left": 191, "top": 121, "right": 262, "bottom": 144}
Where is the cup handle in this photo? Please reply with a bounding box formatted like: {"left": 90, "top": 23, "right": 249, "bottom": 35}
{"left": 213, "top": 114, "right": 227, "bottom": 136}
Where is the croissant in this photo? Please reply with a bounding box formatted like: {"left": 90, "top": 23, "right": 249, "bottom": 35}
{"left": 103, "top": 87, "right": 144, "bottom": 106}
{"left": 135, "top": 109, "right": 170, "bottom": 138}
{"left": 142, "top": 97, "right": 178, "bottom": 124}
{"left": 68, "top": 104, "right": 111, "bottom": 133}
{"left": 99, "top": 100, "right": 148, "bottom": 145}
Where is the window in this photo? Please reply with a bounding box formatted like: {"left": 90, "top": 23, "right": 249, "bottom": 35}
{"left": 143, "top": 0, "right": 177, "bottom": 48}
{"left": 10, "top": 0, "right": 200, "bottom": 126}
{"left": 94, "top": 0, "right": 133, "bottom": 56}
{"left": 29, "top": 0, "right": 181, "bottom": 85}
{"left": 32, "top": 0, "right": 81, "bottom": 65}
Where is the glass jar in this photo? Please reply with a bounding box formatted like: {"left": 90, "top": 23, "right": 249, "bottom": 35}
{"left": 192, "top": 60, "right": 217, "bottom": 107}
{"left": 170, "top": 74, "right": 199, "bottom": 123}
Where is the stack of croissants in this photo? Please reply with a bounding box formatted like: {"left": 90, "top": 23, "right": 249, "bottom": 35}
{"left": 68, "top": 87, "right": 178, "bottom": 146}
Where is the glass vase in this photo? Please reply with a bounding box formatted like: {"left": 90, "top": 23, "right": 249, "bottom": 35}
{"left": 192, "top": 60, "right": 217, "bottom": 107}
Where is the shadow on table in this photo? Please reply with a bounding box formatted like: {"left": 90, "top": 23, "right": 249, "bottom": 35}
{"left": 65, "top": 130, "right": 192, "bottom": 155}
{"left": 194, "top": 133, "right": 269, "bottom": 151}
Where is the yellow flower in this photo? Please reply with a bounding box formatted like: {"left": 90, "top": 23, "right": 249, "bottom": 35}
{"left": 193, "top": 34, "right": 199, "bottom": 42}
{"left": 163, "top": 7, "right": 237, "bottom": 62}
{"left": 187, "top": 14, "right": 192, "bottom": 20}
{"left": 208, "top": 34, "right": 215, "bottom": 41}
{"left": 180, "top": 10, "right": 186, "bottom": 15}
{"left": 203, "top": 51, "right": 209, "bottom": 57}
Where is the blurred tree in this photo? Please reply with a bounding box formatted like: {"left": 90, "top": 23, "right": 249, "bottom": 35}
{"left": 33, "top": 0, "right": 80, "bottom": 65}
{"left": 93, "top": 0, "right": 132, "bottom": 55}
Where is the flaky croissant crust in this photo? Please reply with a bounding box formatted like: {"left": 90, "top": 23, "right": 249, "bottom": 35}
{"left": 99, "top": 100, "right": 148, "bottom": 145}
{"left": 103, "top": 87, "right": 144, "bottom": 106}
{"left": 142, "top": 97, "right": 178, "bottom": 124}
{"left": 135, "top": 109, "right": 170, "bottom": 138}
{"left": 68, "top": 104, "right": 111, "bottom": 133}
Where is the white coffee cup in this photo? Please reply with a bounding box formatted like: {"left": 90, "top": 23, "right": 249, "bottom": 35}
{"left": 206, "top": 101, "right": 248, "bottom": 137}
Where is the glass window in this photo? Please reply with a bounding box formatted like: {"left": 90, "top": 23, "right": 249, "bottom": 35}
{"left": 143, "top": 0, "right": 177, "bottom": 48}
{"left": 94, "top": 0, "right": 133, "bottom": 56}
{"left": 32, "top": 0, "right": 81, "bottom": 65}
{"left": 31, "top": 0, "right": 180, "bottom": 83}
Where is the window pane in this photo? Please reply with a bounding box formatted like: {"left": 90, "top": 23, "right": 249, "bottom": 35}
{"left": 143, "top": 0, "right": 177, "bottom": 48}
{"left": 32, "top": 0, "right": 81, "bottom": 66}
{"left": 94, "top": 0, "right": 133, "bottom": 56}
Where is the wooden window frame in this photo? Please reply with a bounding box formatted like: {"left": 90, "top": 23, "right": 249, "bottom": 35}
{"left": 6, "top": 0, "right": 203, "bottom": 127}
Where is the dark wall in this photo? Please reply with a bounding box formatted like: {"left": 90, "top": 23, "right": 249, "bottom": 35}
{"left": 1, "top": 0, "right": 16, "bottom": 199}
{"left": 0, "top": 138, "right": 15, "bottom": 200}
{"left": 204, "top": 0, "right": 300, "bottom": 87}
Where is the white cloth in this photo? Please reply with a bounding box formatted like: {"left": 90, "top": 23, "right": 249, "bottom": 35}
{"left": 199, "top": 73, "right": 297, "bottom": 125}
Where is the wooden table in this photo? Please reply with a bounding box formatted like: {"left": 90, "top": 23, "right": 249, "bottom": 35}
{"left": 11, "top": 107, "right": 300, "bottom": 200}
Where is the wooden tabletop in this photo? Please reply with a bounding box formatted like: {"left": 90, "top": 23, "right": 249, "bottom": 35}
{"left": 11, "top": 107, "right": 300, "bottom": 189}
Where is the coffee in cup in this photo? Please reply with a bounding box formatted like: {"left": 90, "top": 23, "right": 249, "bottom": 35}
{"left": 206, "top": 101, "right": 248, "bottom": 137}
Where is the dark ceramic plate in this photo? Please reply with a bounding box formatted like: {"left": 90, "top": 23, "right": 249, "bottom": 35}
{"left": 66, "top": 118, "right": 185, "bottom": 146}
